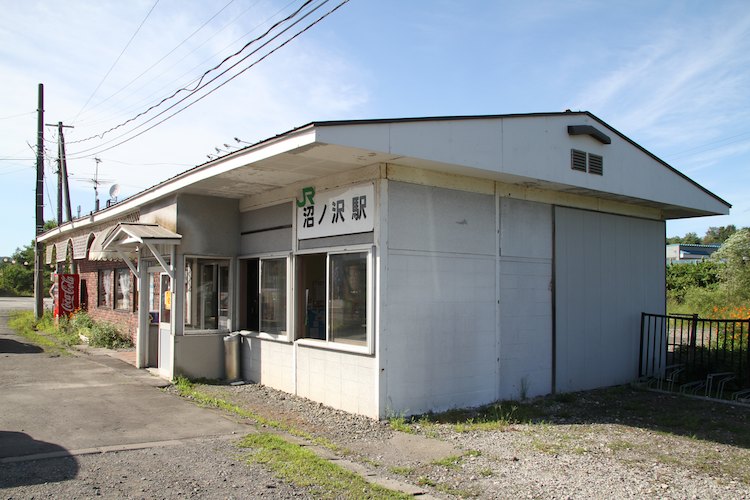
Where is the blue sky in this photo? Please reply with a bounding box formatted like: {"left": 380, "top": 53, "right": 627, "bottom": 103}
{"left": 1, "top": 0, "right": 749, "bottom": 255}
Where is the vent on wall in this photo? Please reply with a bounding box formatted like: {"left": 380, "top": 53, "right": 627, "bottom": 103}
{"left": 571, "top": 149, "right": 587, "bottom": 172}
{"left": 570, "top": 149, "right": 603, "bottom": 176}
{"left": 588, "top": 154, "right": 603, "bottom": 175}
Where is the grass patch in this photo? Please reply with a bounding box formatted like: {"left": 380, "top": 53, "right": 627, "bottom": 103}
{"left": 8, "top": 310, "right": 72, "bottom": 355}
{"left": 421, "top": 400, "right": 545, "bottom": 433}
{"left": 388, "top": 415, "right": 414, "bottom": 434}
{"left": 607, "top": 439, "right": 636, "bottom": 452}
{"left": 173, "top": 377, "right": 345, "bottom": 455}
{"left": 388, "top": 466, "right": 414, "bottom": 476}
{"left": 239, "top": 433, "right": 409, "bottom": 499}
{"left": 430, "top": 455, "right": 462, "bottom": 469}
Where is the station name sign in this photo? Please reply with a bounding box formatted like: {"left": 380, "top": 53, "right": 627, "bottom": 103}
{"left": 296, "top": 183, "right": 374, "bottom": 240}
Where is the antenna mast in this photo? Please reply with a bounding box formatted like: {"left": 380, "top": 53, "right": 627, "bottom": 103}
{"left": 94, "top": 157, "right": 101, "bottom": 211}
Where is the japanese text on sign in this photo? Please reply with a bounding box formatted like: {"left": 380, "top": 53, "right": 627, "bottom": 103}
{"left": 297, "top": 183, "right": 374, "bottom": 240}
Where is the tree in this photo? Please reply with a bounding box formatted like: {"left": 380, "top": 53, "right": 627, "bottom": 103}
{"left": 703, "top": 225, "right": 737, "bottom": 244}
{"left": 667, "top": 232, "right": 702, "bottom": 244}
{"left": 712, "top": 228, "right": 750, "bottom": 300}
{"left": 0, "top": 243, "right": 35, "bottom": 296}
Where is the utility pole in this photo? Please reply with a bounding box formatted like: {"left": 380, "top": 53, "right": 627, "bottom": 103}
{"left": 34, "top": 83, "right": 44, "bottom": 320}
{"left": 46, "top": 121, "right": 76, "bottom": 273}
{"left": 46, "top": 122, "right": 74, "bottom": 226}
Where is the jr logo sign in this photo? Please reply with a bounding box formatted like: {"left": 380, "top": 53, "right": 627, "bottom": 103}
{"left": 297, "top": 184, "right": 374, "bottom": 240}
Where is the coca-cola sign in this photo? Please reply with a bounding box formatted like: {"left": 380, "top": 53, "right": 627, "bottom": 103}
{"left": 54, "top": 274, "right": 80, "bottom": 318}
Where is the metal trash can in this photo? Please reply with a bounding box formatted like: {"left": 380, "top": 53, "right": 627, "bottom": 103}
{"left": 223, "top": 332, "right": 241, "bottom": 382}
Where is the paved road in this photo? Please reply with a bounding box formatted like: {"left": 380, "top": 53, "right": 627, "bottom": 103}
{"left": 0, "top": 297, "right": 310, "bottom": 497}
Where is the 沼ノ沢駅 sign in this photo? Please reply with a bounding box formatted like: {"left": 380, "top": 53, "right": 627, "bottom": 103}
{"left": 296, "top": 183, "right": 374, "bottom": 240}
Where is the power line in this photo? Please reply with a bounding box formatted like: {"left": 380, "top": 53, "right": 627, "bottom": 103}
{"left": 71, "top": 0, "right": 349, "bottom": 159}
{"left": 67, "top": 0, "right": 344, "bottom": 159}
{"left": 74, "top": 0, "right": 298, "bottom": 129}
{"left": 69, "top": 0, "right": 316, "bottom": 146}
{"left": 75, "top": 0, "right": 237, "bottom": 124}
{"left": 71, "top": 0, "right": 161, "bottom": 122}
{"left": 0, "top": 111, "right": 35, "bottom": 121}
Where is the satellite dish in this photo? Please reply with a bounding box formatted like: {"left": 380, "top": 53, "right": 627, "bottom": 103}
{"left": 109, "top": 184, "right": 121, "bottom": 198}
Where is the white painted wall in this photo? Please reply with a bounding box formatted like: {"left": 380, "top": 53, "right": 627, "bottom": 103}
{"left": 382, "top": 182, "right": 497, "bottom": 416}
{"left": 296, "top": 346, "right": 378, "bottom": 417}
{"left": 497, "top": 198, "right": 553, "bottom": 400}
{"left": 554, "top": 207, "right": 665, "bottom": 392}
{"left": 240, "top": 337, "right": 295, "bottom": 394}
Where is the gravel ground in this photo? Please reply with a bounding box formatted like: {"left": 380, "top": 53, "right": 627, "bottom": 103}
{"left": 1, "top": 435, "right": 315, "bottom": 499}
{"left": 193, "top": 382, "right": 750, "bottom": 499}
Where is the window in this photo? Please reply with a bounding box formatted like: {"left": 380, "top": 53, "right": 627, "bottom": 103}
{"left": 329, "top": 252, "right": 368, "bottom": 345}
{"left": 240, "top": 257, "right": 287, "bottom": 335}
{"left": 115, "top": 268, "right": 130, "bottom": 310}
{"left": 184, "top": 257, "right": 230, "bottom": 331}
{"left": 297, "top": 251, "right": 369, "bottom": 347}
{"left": 261, "top": 258, "right": 286, "bottom": 334}
{"left": 98, "top": 269, "right": 112, "bottom": 307}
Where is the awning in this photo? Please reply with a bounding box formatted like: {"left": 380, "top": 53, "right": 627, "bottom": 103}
{"left": 88, "top": 227, "right": 119, "bottom": 261}
{"left": 100, "top": 222, "right": 182, "bottom": 278}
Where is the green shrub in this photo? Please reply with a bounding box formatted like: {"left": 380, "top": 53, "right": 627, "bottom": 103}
{"left": 88, "top": 321, "right": 132, "bottom": 349}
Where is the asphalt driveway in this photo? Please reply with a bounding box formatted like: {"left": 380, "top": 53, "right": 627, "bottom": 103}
{"left": 0, "top": 298, "right": 311, "bottom": 497}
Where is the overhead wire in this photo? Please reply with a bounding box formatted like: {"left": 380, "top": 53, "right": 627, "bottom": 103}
{"left": 68, "top": 0, "right": 316, "bottom": 146}
{"left": 75, "top": 0, "right": 237, "bottom": 125}
{"left": 71, "top": 0, "right": 161, "bottom": 123}
{"left": 75, "top": 0, "right": 298, "bottom": 129}
{"left": 74, "top": 0, "right": 350, "bottom": 158}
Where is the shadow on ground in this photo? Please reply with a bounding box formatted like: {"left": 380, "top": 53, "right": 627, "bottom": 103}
{"left": 0, "top": 431, "right": 79, "bottom": 487}
{"left": 0, "top": 338, "right": 44, "bottom": 354}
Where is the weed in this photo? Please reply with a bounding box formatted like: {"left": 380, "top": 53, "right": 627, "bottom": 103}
{"left": 431, "top": 455, "right": 462, "bottom": 469}
{"left": 607, "top": 439, "right": 635, "bottom": 452}
{"left": 388, "top": 466, "right": 413, "bottom": 476}
{"left": 388, "top": 414, "right": 414, "bottom": 434}
{"left": 479, "top": 467, "right": 493, "bottom": 477}
{"left": 417, "top": 476, "right": 436, "bottom": 487}
{"left": 239, "top": 433, "right": 408, "bottom": 499}
{"left": 172, "top": 377, "right": 346, "bottom": 455}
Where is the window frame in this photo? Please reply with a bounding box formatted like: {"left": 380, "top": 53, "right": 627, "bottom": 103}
{"left": 295, "top": 245, "right": 374, "bottom": 355}
{"left": 239, "top": 252, "right": 292, "bottom": 342}
{"left": 114, "top": 267, "right": 131, "bottom": 311}
{"left": 97, "top": 269, "right": 113, "bottom": 308}
{"left": 183, "top": 255, "right": 232, "bottom": 334}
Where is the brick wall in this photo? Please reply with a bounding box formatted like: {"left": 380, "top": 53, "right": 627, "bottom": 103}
{"left": 77, "top": 260, "right": 139, "bottom": 344}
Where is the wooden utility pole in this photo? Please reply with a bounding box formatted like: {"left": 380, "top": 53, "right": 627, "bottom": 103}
{"left": 34, "top": 83, "right": 44, "bottom": 319}
{"left": 46, "top": 121, "right": 75, "bottom": 273}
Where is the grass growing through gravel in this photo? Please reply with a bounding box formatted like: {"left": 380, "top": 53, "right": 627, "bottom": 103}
{"left": 238, "top": 433, "right": 410, "bottom": 499}
{"left": 172, "top": 377, "right": 345, "bottom": 454}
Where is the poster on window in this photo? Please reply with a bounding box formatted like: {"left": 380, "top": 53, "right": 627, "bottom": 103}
{"left": 53, "top": 273, "right": 80, "bottom": 318}
{"left": 296, "top": 183, "right": 374, "bottom": 240}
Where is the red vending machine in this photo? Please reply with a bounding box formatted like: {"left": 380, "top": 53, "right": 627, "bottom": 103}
{"left": 54, "top": 273, "right": 80, "bottom": 318}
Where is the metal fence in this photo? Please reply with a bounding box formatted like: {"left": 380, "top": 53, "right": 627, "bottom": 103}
{"left": 639, "top": 312, "right": 750, "bottom": 399}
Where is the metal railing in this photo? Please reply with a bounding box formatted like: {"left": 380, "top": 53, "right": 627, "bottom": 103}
{"left": 640, "top": 312, "right": 750, "bottom": 399}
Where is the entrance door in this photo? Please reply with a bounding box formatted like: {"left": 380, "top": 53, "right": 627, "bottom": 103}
{"left": 158, "top": 273, "right": 172, "bottom": 374}
{"left": 296, "top": 254, "right": 326, "bottom": 340}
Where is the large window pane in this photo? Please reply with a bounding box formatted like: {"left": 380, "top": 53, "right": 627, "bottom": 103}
{"left": 260, "top": 258, "right": 286, "bottom": 334}
{"left": 185, "top": 257, "right": 230, "bottom": 331}
{"left": 329, "top": 252, "right": 367, "bottom": 345}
